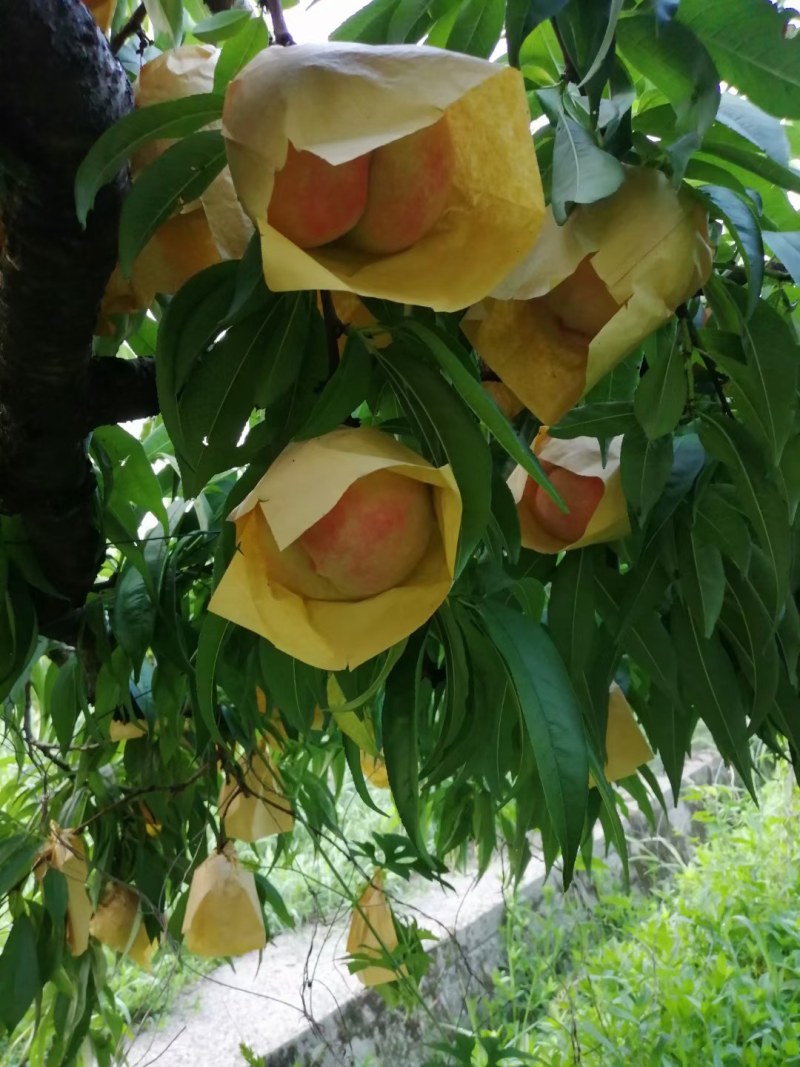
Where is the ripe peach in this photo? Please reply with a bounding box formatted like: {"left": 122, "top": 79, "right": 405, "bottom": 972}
{"left": 524, "top": 460, "right": 604, "bottom": 543}
{"left": 344, "top": 117, "right": 455, "bottom": 255}
{"left": 295, "top": 469, "right": 434, "bottom": 599}
{"left": 541, "top": 255, "right": 620, "bottom": 346}
{"left": 268, "top": 143, "right": 371, "bottom": 249}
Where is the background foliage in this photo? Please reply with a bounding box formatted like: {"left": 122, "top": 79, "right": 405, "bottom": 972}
{"left": 2, "top": 0, "right": 800, "bottom": 1062}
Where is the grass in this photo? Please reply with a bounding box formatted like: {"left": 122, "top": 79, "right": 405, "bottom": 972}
{"left": 426, "top": 764, "right": 800, "bottom": 1066}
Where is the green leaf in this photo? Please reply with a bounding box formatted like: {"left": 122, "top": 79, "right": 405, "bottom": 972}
{"left": 763, "top": 231, "right": 800, "bottom": 287}
{"left": 634, "top": 323, "right": 687, "bottom": 440}
{"left": 671, "top": 602, "right": 753, "bottom": 794}
{"left": 113, "top": 565, "right": 155, "bottom": 674}
{"left": 156, "top": 261, "right": 238, "bottom": 454}
{"left": 178, "top": 293, "right": 313, "bottom": 494}
{"left": 296, "top": 332, "right": 373, "bottom": 440}
{"left": 676, "top": 523, "right": 725, "bottom": 639}
{"left": 386, "top": 0, "right": 432, "bottom": 41}
{"left": 258, "top": 640, "right": 322, "bottom": 732}
{"left": 620, "top": 425, "right": 673, "bottom": 521}
{"left": 701, "top": 300, "right": 798, "bottom": 466}
{"left": 145, "top": 0, "right": 183, "bottom": 44}
{"left": 378, "top": 339, "right": 492, "bottom": 567}
{"left": 617, "top": 13, "right": 720, "bottom": 144}
{"left": 703, "top": 140, "right": 800, "bottom": 196}
{"left": 75, "top": 94, "right": 223, "bottom": 225}
{"left": 0, "top": 832, "right": 40, "bottom": 899}
{"left": 191, "top": 8, "right": 251, "bottom": 42}
{"left": 719, "top": 568, "right": 779, "bottom": 731}
{"left": 693, "top": 484, "right": 752, "bottom": 573}
{"left": 341, "top": 735, "right": 387, "bottom": 817}
{"left": 213, "top": 15, "right": 270, "bottom": 93}
{"left": 547, "top": 549, "right": 596, "bottom": 679}
{"left": 118, "top": 130, "right": 226, "bottom": 277}
{"left": 677, "top": 0, "right": 800, "bottom": 119}
{"left": 194, "top": 614, "right": 228, "bottom": 744}
{"left": 403, "top": 322, "right": 554, "bottom": 494}
{"left": 551, "top": 117, "right": 625, "bottom": 223}
{"left": 481, "top": 603, "right": 588, "bottom": 885}
{"left": 700, "top": 185, "right": 763, "bottom": 317}
{"left": 49, "top": 658, "right": 85, "bottom": 754}
{"left": 383, "top": 636, "right": 429, "bottom": 861}
{"left": 699, "top": 414, "right": 791, "bottom": 619}
{"left": 550, "top": 401, "right": 637, "bottom": 440}
{"left": 577, "top": 0, "right": 624, "bottom": 89}
{"left": 447, "top": 0, "right": 504, "bottom": 58}
{"left": 92, "top": 424, "right": 169, "bottom": 534}
{"left": 0, "top": 914, "right": 40, "bottom": 1031}
{"left": 506, "top": 0, "right": 570, "bottom": 68}
{"left": 715, "top": 92, "right": 789, "bottom": 165}
{"left": 331, "top": 0, "right": 399, "bottom": 43}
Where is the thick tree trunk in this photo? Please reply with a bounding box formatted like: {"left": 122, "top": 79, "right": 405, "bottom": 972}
{"left": 0, "top": 0, "right": 136, "bottom": 636}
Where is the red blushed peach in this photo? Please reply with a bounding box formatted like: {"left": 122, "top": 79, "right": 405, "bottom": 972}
{"left": 524, "top": 460, "right": 604, "bottom": 543}
{"left": 295, "top": 470, "right": 434, "bottom": 599}
{"left": 343, "top": 117, "right": 455, "bottom": 255}
{"left": 268, "top": 144, "right": 371, "bottom": 249}
{"left": 540, "top": 255, "right": 620, "bottom": 346}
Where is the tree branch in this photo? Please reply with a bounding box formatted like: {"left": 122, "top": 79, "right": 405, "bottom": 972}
{"left": 84, "top": 356, "right": 159, "bottom": 430}
{"left": 110, "top": 2, "right": 147, "bottom": 54}
{"left": 0, "top": 0, "right": 134, "bottom": 632}
{"left": 264, "top": 0, "right": 295, "bottom": 45}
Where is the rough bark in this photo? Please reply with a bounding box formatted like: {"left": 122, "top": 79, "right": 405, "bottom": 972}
{"left": 0, "top": 0, "right": 134, "bottom": 635}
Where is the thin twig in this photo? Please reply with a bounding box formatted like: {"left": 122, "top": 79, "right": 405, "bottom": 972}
{"left": 550, "top": 17, "right": 578, "bottom": 83}
{"left": 678, "top": 304, "right": 734, "bottom": 420}
{"left": 74, "top": 762, "right": 213, "bottom": 832}
{"left": 111, "top": 2, "right": 146, "bottom": 54}
{"left": 264, "top": 0, "right": 295, "bottom": 45}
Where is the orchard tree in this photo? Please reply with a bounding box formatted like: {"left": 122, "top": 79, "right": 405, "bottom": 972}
{"left": 1, "top": 0, "right": 800, "bottom": 1061}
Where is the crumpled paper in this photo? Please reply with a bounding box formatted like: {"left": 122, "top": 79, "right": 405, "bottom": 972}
{"left": 181, "top": 844, "right": 266, "bottom": 957}
{"left": 463, "top": 167, "right": 713, "bottom": 423}
{"left": 222, "top": 42, "right": 544, "bottom": 311}
{"left": 89, "top": 883, "right": 158, "bottom": 969}
{"left": 218, "top": 750, "right": 294, "bottom": 841}
{"left": 507, "top": 429, "right": 629, "bottom": 553}
{"left": 85, "top": 0, "right": 115, "bottom": 34}
{"left": 100, "top": 45, "right": 253, "bottom": 327}
{"left": 209, "top": 427, "right": 462, "bottom": 671}
{"left": 592, "top": 683, "right": 654, "bottom": 784}
{"left": 34, "top": 824, "right": 92, "bottom": 957}
{"left": 346, "top": 872, "right": 405, "bottom": 987}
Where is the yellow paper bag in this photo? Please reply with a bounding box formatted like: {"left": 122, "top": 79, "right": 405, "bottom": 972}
{"left": 182, "top": 844, "right": 266, "bottom": 957}
{"left": 592, "top": 683, "right": 655, "bottom": 784}
{"left": 507, "top": 430, "right": 629, "bottom": 553}
{"left": 99, "top": 46, "right": 253, "bottom": 328}
{"left": 218, "top": 750, "right": 294, "bottom": 841}
{"left": 346, "top": 872, "right": 405, "bottom": 987}
{"left": 108, "top": 718, "right": 147, "bottom": 741}
{"left": 209, "top": 426, "right": 462, "bottom": 671}
{"left": 34, "top": 825, "right": 92, "bottom": 957}
{"left": 89, "top": 883, "right": 158, "bottom": 969}
{"left": 85, "top": 0, "right": 115, "bottom": 34}
{"left": 222, "top": 43, "right": 544, "bottom": 311}
{"left": 463, "top": 167, "right": 713, "bottom": 423}
{"left": 360, "top": 752, "right": 390, "bottom": 790}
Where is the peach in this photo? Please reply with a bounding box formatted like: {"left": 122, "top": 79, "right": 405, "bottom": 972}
{"left": 524, "top": 460, "right": 604, "bottom": 543}
{"left": 344, "top": 117, "right": 455, "bottom": 255}
{"left": 541, "top": 255, "right": 620, "bottom": 346}
{"left": 268, "top": 143, "right": 371, "bottom": 249}
{"left": 294, "top": 469, "right": 434, "bottom": 599}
